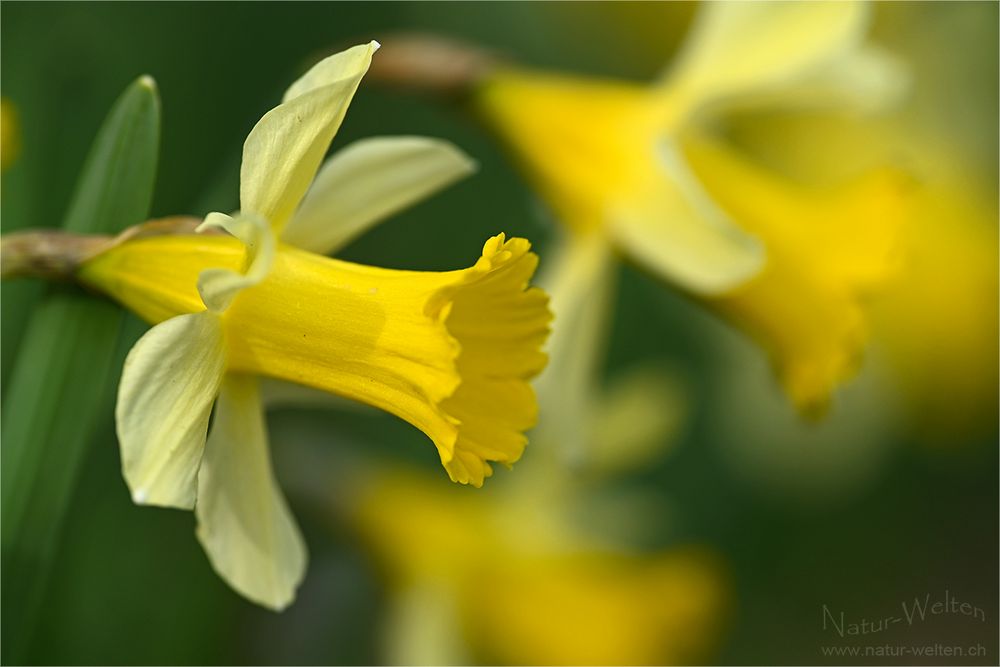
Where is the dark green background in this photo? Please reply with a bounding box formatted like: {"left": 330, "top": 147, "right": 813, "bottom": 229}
{"left": 2, "top": 2, "right": 997, "bottom": 664}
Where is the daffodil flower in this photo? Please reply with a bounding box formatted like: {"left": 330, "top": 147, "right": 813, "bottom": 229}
{"left": 77, "top": 42, "right": 551, "bottom": 610}
{"left": 336, "top": 466, "right": 727, "bottom": 666}
{"left": 473, "top": 1, "right": 908, "bottom": 423}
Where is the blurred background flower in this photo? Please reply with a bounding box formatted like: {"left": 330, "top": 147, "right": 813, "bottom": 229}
{"left": 1, "top": 2, "right": 996, "bottom": 665}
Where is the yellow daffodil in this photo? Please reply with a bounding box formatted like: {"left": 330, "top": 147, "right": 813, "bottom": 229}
{"left": 74, "top": 42, "right": 551, "bottom": 610}
{"left": 337, "top": 466, "right": 727, "bottom": 666}
{"left": 472, "top": 1, "right": 908, "bottom": 420}
{"left": 681, "top": 130, "right": 909, "bottom": 413}
{"left": 713, "top": 86, "right": 997, "bottom": 441}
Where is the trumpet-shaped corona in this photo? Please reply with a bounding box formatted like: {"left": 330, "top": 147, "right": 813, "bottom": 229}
{"left": 81, "top": 232, "right": 549, "bottom": 485}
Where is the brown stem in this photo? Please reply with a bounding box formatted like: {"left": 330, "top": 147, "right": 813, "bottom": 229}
{"left": 366, "top": 33, "right": 503, "bottom": 98}
{"left": 1, "top": 216, "right": 206, "bottom": 281}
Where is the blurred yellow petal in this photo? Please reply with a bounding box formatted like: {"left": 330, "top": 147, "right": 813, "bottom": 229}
{"left": 665, "top": 0, "right": 868, "bottom": 117}
{"left": 351, "top": 469, "right": 486, "bottom": 584}
{"left": 766, "top": 46, "right": 909, "bottom": 114}
{"left": 463, "top": 550, "right": 726, "bottom": 666}
{"left": 281, "top": 136, "right": 477, "bottom": 255}
{"left": 240, "top": 41, "right": 377, "bottom": 232}
{"left": 196, "top": 212, "right": 275, "bottom": 312}
{"left": 382, "top": 583, "right": 469, "bottom": 666}
{"left": 349, "top": 469, "right": 728, "bottom": 666}
{"left": 195, "top": 374, "right": 307, "bottom": 611}
{"left": 608, "top": 139, "right": 764, "bottom": 294}
{"left": 476, "top": 70, "right": 763, "bottom": 294}
{"left": 1, "top": 98, "right": 19, "bottom": 171}
{"left": 533, "top": 234, "right": 616, "bottom": 463}
{"left": 683, "top": 130, "right": 909, "bottom": 413}
{"left": 872, "top": 181, "right": 999, "bottom": 439}
{"left": 82, "top": 233, "right": 550, "bottom": 487}
{"left": 588, "top": 366, "right": 687, "bottom": 474}
{"left": 116, "top": 311, "right": 226, "bottom": 509}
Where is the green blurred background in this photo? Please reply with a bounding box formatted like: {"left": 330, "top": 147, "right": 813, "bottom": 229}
{"left": 1, "top": 2, "right": 997, "bottom": 664}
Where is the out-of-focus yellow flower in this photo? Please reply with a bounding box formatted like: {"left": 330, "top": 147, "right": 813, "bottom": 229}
{"left": 871, "top": 167, "right": 998, "bottom": 439}
{"left": 681, "top": 130, "right": 910, "bottom": 413}
{"left": 348, "top": 468, "right": 727, "bottom": 666}
{"left": 1, "top": 98, "right": 19, "bottom": 171}
{"left": 718, "top": 99, "right": 997, "bottom": 440}
{"left": 475, "top": 1, "right": 908, "bottom": 419}
{"left": 76, "top": 42, "right": 551, "bottom": 610}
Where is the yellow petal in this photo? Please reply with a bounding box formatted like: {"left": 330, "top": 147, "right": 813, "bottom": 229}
{"left": 281, "top": 136, "right": 476, "bottom": 255}
{"left": 116, "top": 311, "right": 226, "bottom": 509}
{"left": 240, "top": 42, "right": 378, "bottom": 231}
{"left": 195, "top": 374, "right": 307, "bottom": 611}
{"left": 196, "top": 212, "right": 275, "bottom": 312}
{"left": 665, "top": 0, "right": 868, "bottom": 117}
{"left": 81, "top": 233, "right": 551, "bottom": 488}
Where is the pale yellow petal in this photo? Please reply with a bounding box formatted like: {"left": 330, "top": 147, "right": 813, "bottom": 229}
{"left": 588, "top": 367, "right": 686, "bottom": 474}
{"left": 761, "top": 46, "right": 909, "bottom": 114}
{"left": 196, "top": 212, "right": 275, "bottom": 312}
{"left": 116, "top": 311, "right": 226, "bottom": 509}
{"left": 282, "top": 41, "right": 379, "bottom": 103}
{"left": 383, "top": 583, "right": 469, "bottom": 666}
{"left": 195, "top": 374, "right": 307, "bottom": 611}
{"left": 281, "top": 136, "right": 476, "bottom": 254}
{"left": 665, "top": 0, "right": 868, "bottom": 117}
{"left": 241, "top": 42, "right": 378, "bottom": 231}
{"left": 608, "top": 140, "right": 764, "bottom": 294}
{"left": 532, "top": 234, "right": 616, "bottom": 464}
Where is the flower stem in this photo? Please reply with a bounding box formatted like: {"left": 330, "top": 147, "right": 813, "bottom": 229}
{"left": 365, "top": 34, "right": 500, "bottom": 98}
{"left": 0, "top": 216, "right": 205, "bottom": 281}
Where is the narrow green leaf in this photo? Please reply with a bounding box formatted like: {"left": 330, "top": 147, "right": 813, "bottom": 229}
{"left": 1, "top": 75, "right": 160, "bottom": 662}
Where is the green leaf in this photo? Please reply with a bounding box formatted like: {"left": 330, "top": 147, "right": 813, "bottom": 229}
{"left": 1, "top": 75, "right": 160, "bottom": 662}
